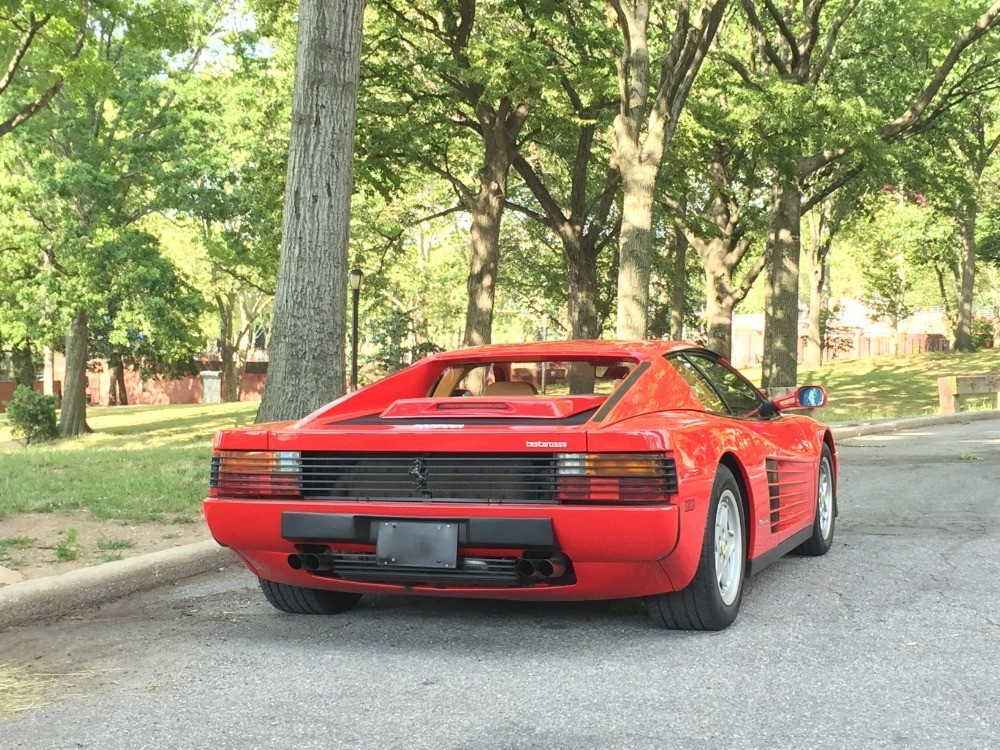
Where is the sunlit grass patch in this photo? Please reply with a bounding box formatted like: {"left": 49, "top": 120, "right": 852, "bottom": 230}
{"left": 0, "top": 403, "right": 257, "bottom": 523}
{"left": 745, "top": 349, "right": 1000, "bottom": 423}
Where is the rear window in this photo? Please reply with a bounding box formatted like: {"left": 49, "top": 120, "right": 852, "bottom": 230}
{"left": 429, "top": 360, "right": 636, "bottom": 397}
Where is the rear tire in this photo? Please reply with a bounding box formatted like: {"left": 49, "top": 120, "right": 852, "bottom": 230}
{"left": 258, "top": 578, "right": 362, "bottom": 615}
{"left": 646, "top": 465, "right": 746, "bottom": 631}
{"left": 794, "top": 445, "right": 836, "bottom": 556}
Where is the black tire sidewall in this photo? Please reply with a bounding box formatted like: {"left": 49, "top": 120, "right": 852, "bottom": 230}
{"left": 701, "top": 467, "right": 746, "bottom": 626}
{"left": 814, "top": 446, "right": 835, "bottom": 551}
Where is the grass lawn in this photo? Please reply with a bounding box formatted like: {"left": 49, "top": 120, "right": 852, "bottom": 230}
{"left": 744, "top": 349, "right": 1000, "bottom": 422}
{"left": 0, "top": 403, "right": 257, "bottom": 523}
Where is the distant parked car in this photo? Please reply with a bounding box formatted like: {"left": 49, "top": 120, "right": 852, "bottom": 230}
{"left": 205, "top": 340, "right": 836, "bottom": 630}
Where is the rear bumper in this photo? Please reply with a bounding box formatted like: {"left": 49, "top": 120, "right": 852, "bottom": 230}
{"left": 204, "top": 498, "right": 683, "bottom": 600}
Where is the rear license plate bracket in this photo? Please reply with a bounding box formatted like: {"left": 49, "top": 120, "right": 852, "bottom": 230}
{"left": 375, "top": 521, "right": 458, "bottom": 569}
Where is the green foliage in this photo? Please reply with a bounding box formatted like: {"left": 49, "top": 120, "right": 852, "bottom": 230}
{"left": 5, "top": 385, "right": 57, "bottom": 445}
{"left": 364, "top": 310, "right": 445, "bottom": 379}
{"left": 970, "top": 319, "right": 995, "bottom": 349}
{"left": 846, "top": 192, "right": 955, "bottom": 327}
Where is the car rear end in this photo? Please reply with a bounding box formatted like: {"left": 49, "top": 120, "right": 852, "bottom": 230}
{"left": 204, "top": 424, "right": 685, "bottom": 600}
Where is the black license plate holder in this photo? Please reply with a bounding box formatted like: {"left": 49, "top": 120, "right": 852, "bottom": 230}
{"left": 375, "top": 521, "right": 458, "bottom": 569}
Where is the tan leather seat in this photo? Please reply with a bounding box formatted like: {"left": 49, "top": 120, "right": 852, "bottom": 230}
{"left": 483, "top": 381, "right": 538, "bottom": 397}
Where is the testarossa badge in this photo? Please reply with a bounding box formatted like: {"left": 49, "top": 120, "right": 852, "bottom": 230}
{"left": 525, "top": 441, "right": 568, "bottom": 448}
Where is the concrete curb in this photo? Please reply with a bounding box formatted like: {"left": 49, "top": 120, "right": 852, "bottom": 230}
{"left": 828, "top": 409, "right": 1000, "bottom": 439}
{"left": 0, "top": 540, "right": 235, "bottom": 631}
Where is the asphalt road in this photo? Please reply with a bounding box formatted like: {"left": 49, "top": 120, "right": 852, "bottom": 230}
{"left": 1, "top": 420, "right": 998, "bottom": 749}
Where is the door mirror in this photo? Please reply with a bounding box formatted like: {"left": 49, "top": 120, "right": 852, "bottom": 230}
{"left": 772, "top": 385, "right": 827, "bottom": 411}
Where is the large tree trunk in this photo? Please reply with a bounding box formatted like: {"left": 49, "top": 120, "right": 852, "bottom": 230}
{"left": 566, "top": 240, "right": 600, "bottom": 394}
{"left": 670, "top": 223, "right": 687, "bottom": 341}
{"left": 616, "top": 167, "right": 655, "bottom": 339}
{"left": 954, "top": 207, "right": 977, "bottom": 351}
{"left": 566, "top": 243, "right": 600, "bottom": 341}
{"left": 461, "top": 104, "right": 528, "bottom": 347}
{"left": 761, "top": 184, "right": 802, "bottom": 390}
{"left": 60, "top": 310, "right": 91, "bottom": 437}
{"left": 462, "top": 144, "right": 507, "bottom": 347}
{"left": 256, "top": 0, "right": 365, "bottom": 423}
{"left": 704, "top": 272, "right": 735, "bottom": 360}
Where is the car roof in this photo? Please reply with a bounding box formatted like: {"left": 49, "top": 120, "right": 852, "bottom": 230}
{"left": 424, "top": 339, "right": 698, "bottom": 363}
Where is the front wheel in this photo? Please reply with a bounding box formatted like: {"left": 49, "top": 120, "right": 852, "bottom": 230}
{"left": 794, "top": 444, "right": 836, "bottom": 556}
{"left": 646, "top": 465, "right": 746, "bottom": 631}
{"left": 258, "top": 578, "right": 363, "bottom": 615}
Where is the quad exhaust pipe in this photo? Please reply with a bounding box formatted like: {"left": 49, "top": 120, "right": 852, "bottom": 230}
{"left": 287, "top": 553, "right": 336, "bottom": 572}
{"left": 516, "top": 554, "right": 568, "bottom": 580}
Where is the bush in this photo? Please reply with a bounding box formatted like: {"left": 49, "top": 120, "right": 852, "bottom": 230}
{"left": 5, "top": 386, "right": 58, "bottom": 445}
{"left": 970, "top": 318, "right": 995, "bottom": 349}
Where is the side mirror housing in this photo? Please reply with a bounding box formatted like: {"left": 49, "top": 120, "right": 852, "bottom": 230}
{"left": 771, "top": 385, "right": 827, "bottom": 411}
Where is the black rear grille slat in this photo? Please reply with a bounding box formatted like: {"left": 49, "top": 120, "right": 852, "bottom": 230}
{"left": 313, "top": 553, "right": 521, "bottom": 586}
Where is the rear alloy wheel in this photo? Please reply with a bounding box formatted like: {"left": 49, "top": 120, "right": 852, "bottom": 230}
{"left": 794, "top": 444, "right": 836, "bottom": 556}
{"left": 646, "top": 465, "right": 746, "bottom": 631}
{"left": 258, "top": 578, "right": 362, "bottom": 615}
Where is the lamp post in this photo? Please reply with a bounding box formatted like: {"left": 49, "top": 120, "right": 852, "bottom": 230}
{"left": 349, "top": 268, "right": 363, "bottom": 390}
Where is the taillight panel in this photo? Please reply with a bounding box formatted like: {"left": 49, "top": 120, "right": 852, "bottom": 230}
{"left": 210, "top": 450, "right": 302, "bottom": 498}
{"left": 555, "top": 453, "right": 678, "bottom": 504}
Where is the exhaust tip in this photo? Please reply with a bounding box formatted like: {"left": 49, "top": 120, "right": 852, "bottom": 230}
{"left": 537, "top": 559, "right": 555, "bottom": 578}
{"left": 302, "top": 553, "right": 321, "bottom": 571}
{"left": 287, "top": 554, "right": 304, "bottom": 570}
{"left": 515, "top": 558, "right": 536, "bottom": 578}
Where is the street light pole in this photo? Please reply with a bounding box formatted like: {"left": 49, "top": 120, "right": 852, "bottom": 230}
{"left": 349, "top": 268, "right": 363, "bottom": 390}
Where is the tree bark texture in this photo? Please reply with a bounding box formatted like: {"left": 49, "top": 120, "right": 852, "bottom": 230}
{"left": 761, "top": 185, "right": 802, "bottom": 389}
{"left": 954, "top": 208, "right": 977, "bottom": 351}
{"left": 803, "top": 210, "right": 831, "bottom": 369}
{"left": 611, "top": 0, "right": 728, "bottom": 340}
{"left": 704, "top": 278, "right": 735, "bottom": 359}
{"left": 463, "top": 124, "right": 508, "bottom": 347}
{"left": 616, "top": 167, "right": 655, "bottom": 339}
{"left": 669, "top": 224, "right": 687, "bottom": 341}
{"left": 462, "top": 102, "right": 529, "bottom": 347}
{"left": 60, "top": 310, "right": 91, "bottom": 437}
{"left": 257, "top": 0, "right": 366, "bottom": 423}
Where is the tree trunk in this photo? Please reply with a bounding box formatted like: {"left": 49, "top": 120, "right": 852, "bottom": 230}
{"left": 761, "top": 185, "right": 802, "bottom": 390}
{"left": 566, "top": 240, "right": 599, "bottom": 394}
{"left": 803, "top": 244, "right": 827, "bottom": 369}
{"left": 704, "top": 272, "right": 735, "bottom": 360}
{"left": 116, "top": 362, "right": 128, "bottom": 406}
{"left": 462, "top": 149, "right": 507, "bottom": 347}
{"left": 462, "top": 107, "right": 523, "bottom": 348}
{"left": 617, "top": 167, "right": 655, "bottom": 339}
{"left": 60, "top": 310, "right": 91, "bottom": 437}
{"left": 954, "top": 207, "right": 977, "bottom": 351}
{"left": 108, "top": 355, "right": 128, "bottom": 406}
{"left": 670, "top": 224, "right": 687, "bottom": 341}
{"left": 256, "top": 0, "right": 366, "bottom": 423}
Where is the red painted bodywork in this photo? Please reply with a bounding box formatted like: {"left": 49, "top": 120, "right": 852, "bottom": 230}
{"left": 204, "top": 340, "right": 836, "bottom": 601}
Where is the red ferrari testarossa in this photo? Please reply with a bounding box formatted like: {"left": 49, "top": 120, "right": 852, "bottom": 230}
{"left": 205, "top": 341, "right": 836, "bottom": 630}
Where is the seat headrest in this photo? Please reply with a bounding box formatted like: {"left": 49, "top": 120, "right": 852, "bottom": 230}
{"left": 483, "top": 381, "right": 538, "bottom": 397}
{"left": 602, "top": 365, "right": 631, "bottom": 380}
